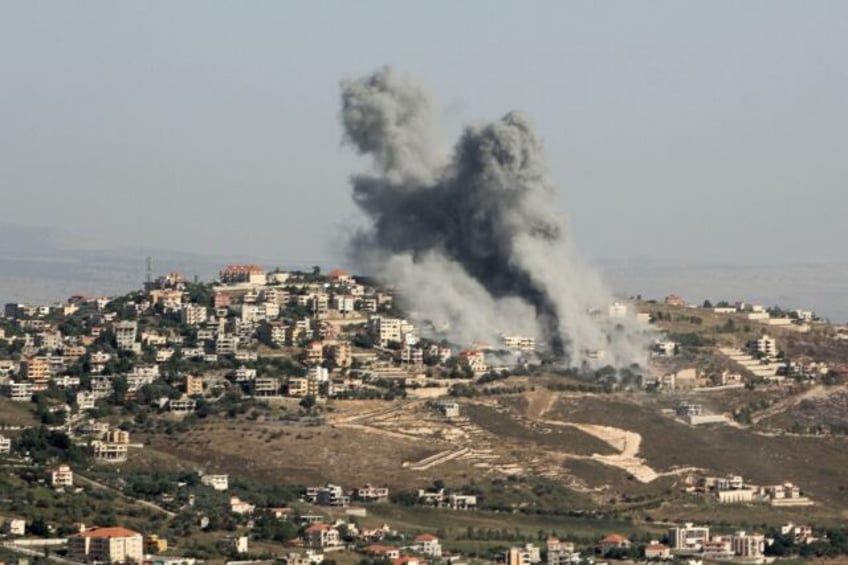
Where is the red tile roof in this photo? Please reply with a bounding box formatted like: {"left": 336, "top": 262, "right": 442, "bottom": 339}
{"left": 600, "top": 533, "right": 629, "bottom": 544}
{"left": 75, "top": 527, "right": 140, "bottom": 539}
{"left": 414, "top": 533, "right": 438, "bottom": 542}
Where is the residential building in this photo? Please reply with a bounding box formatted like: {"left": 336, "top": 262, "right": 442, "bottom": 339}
{"left": 354, "top": 484, "right": 390, "bottom": 502}
{"left": 220, "top": 264, "right": 266, "bottom": 285}
{"left": 114, "top": 321, "right": 139, "bottom": 352}
{"left": 229, "top": 495, "right": 255, "bottom": 515}
{"left": 6, "top": 518, "right": 26, "bottom": 536}
{"left": 754, "top": 334, "right": 778, "bottom": 358}
{"left": 91, "top": 440, "right": 128, "bottom": 463}
{"left": 200, "top": 474, "right": 229, "bottom": 491}
{"left": 502, "top": 335, "right": 536, "bottom": 351}
{"left": 21, "top": 356, "right": 51, "bottom": 381}
{"left": 50, "top": 464, "right": 74, "bottom": 488}
{"left": 413, "top": 533, "right": 441, "bottom": 557}
{"left": 668, "top": 523, "right": 710, "bottom": 551}
{"left": 169, "top": 397, "right": 197, "bottom": 413}
{"left": 507, "top": 544, "right": 541, "bottom": 565}
{"left": 181, "top": 305, "right": 208, "bottom": 326}
{"left": 598, "top": 534, "right": 631, "bottom": 555}
{"left": 306, "top": 484, "right": 350, "bottom": 507}
{"left": 67, "top": 526, "right": 144, "bottom": 564}
{"left": 303, "top": 523, "right": 341, "bottom": 549}
{"left": 0, "top": 434, "right": 11, "bottom": 454}
{"left": 731, "top": 531, "right": 765, "bottom": 558}
{"left": 215, "top": 334, "right": 239, "bottom": 355}
{"left": 644, "top": 542, "right": 671, "bottom": 560}
{"left": 8, "top": 381, "right": 32, "bottom": 401}
{"left": 436, "top": 400, "right": 460, "bottom": 418}
{"left": 609, "top": 302, "right": 628, "bottom": 318}
{"left": 546, "top": 538, "right": 577, "bottom": 565}
{"left": 185, "top": 375, "right": 204, "bottom": 396}
{"left": 145, "top": 534, "right": 168, "bottom": 553}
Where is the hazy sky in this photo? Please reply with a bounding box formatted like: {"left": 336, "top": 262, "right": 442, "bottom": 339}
{"left": 2, "top": 1, "right": 847, "bottom": 267}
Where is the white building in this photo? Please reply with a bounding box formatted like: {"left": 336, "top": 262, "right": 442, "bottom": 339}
{"left": 114, "top": 321, "right": 138, "bottom": 352}
{"left": 201, "top": 474, "right": 229, "bottom": 491}
{"left": 754, "top": 334, "right": 778, "bottom": 358}
{"left": 609, "top": 302, "right": 628, "bottom": 318}
{"left": 68, "top": 527, "right": 144, "bottom": 564}
{"left": 668, "top": 523, "right": 710, "bottom": 551}
{"left": 414, "top": 533, "right": 442, "bottom": 557}
{"left": 0, "top": 434, "right": 11, "bottom": 454}
{"left": 731, "top": 531, "right": 765, "bottom": 558}
{"left": 50, "top": 464, "right": 74, "bottom": 488}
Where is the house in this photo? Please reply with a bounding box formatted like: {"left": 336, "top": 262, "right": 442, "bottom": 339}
{"left": 546, "top": 537, "right": 578, "bottom": 565}
{"left": 365, "top": 544, "right": 400, "bottom": 560}
{"left": 50, "top": 464, "right": 74, "bottom": 488}
{"left": 413, "top": 533, "right": 442, "bottom": 557}
{"left": 644, "top": 541, "right": 671, "bottom": 560}
{"left": 354, "top": 484, "right": 390, "bottom": 502}
{"left": 436, "top": 400, "right": 460, "bottom": 418}
{"left": 6, "top": 518, "right": 26, "bottom": 536}
{"left": 305, "top": 484, "right": 349, "bottom": 507}
{"left": 507, "top": 544, "right": 541, "bottom": 565}
{"left": 303, "top": 523, "right": 341, "bottom": 549}
{"left": 145, "top": 534, "right": 168, "bottom": 553}
{"left": 91, "top": 440, "right": 129, "bottom": 462}
{"left": 664, "top": 294, "right": 686, "bottom": 306}
{"left": 169, "top": 396, "right": 197, "bottom": 413}
{"left": 228, "top": 535, "right": 249, "bottom": 554}
{"left": 598, "top": 533, "right": 631, "bottom": 555}
{"left": 229, "top": 495, "right": 255, "bottom": 515}
{"left": 67, "top": 526, "right": 144, "bottom": 564}
{"left": 0, "top": 434, "right": 11, "bottom": 454}
{"left": 200, "top": 474, "right": 229, "bottom": 491}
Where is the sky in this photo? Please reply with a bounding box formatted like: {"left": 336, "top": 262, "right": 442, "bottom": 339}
{"left": 2, "top": 1, "right": 847, "bottom": 267}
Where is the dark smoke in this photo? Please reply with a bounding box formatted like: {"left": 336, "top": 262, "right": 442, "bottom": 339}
{"left": 340, "top": 66, "right": 650, "bottom": 365}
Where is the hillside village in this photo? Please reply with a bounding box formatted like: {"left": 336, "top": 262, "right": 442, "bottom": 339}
{"left": 2, "top": 265, "right": 848, "bottom": 565}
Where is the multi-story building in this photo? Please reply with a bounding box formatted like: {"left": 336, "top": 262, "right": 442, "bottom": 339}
{"left": 50, "top": 464, "right": 74, "bottom": 488}
{"left": 546, "top": 538, "right": 577, "bottom": 565}
{"left": 414, "top": 533, "right": 442, "bottom": 557}
{"left": 668, "top": 523, "right": 710, "bottom": 550}
{"left": 185, "top": 375, "right": 204, "bottom": 396}
{"left": 200, "top": 474, "right": 229, "bottom": 491}
{"left": 0, "top": 434, "right": 11, "bottom": 454}
{"left": 353, "top": 484, "right": 390, "bottom": 502}
{"left": 67, "top": 526, "right": 144, "bottom": 564}
{"left": 215, "top": 334, "right": 239, "bottom": 355}
{"left": 754, "top": 334, "right": 778, "bottom": 358}
{"left": 21, "top": 356, "right": 51, "bottom": 381}
{"left": 91, "top": 441, "right": 128, "bottom": 463}
{"left": 506, "top": 544, "right": 541, "bottom": 565}
{"left": 303, "top": 523, "right": 340, "bottom": 549}
{"left": 8, "top": 382, "right": 33, "bottom": 402}
{"left": 253, "top": 377, "right": 280, "bottom": 397}
{"left": 731, "top": 531, "right": 765, "bottom": 558}
{"left": 181, "top": 305, "right": 208, "bottom": 326}
{"left": 306, "top": 484, "right": 350, "bottom": 507}
{"left": 219, "top": 264, "right": 266, "bottom": 285}
{"left": 114, "top": 321, "right": 138, "bottom": 352}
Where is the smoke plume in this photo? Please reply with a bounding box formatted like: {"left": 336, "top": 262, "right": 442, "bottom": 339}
{"left": 340, "top": 66, "right": 651, "bottom": 367}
